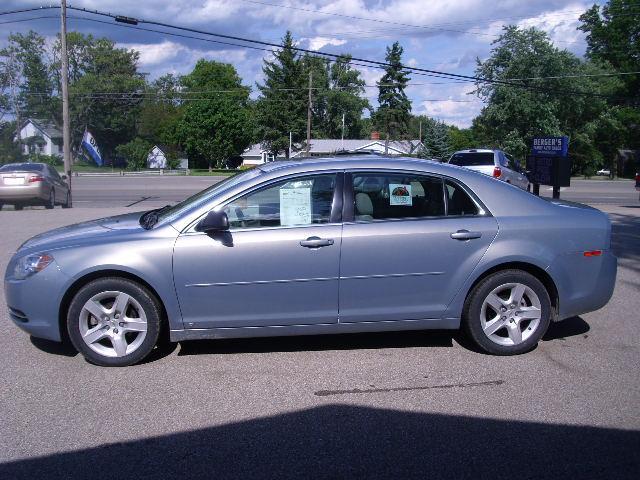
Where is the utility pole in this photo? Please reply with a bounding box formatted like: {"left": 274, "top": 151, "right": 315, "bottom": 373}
{"left": 60, "top": 0, "right": 72, "bottom": 196}
{"left": 341, "top": 112, "right": 345, "bottom": 150}
{"left": 7, "top": 50, "right": 21, "bottom": 153}
{"left": 306, "top": 70, "right": 312, "bottom": 158}
{"left": 419, "top": 120, "right": 422, "bottom": 144}
{"left": 289, "top": 131, "right": 292, "bottom": 159}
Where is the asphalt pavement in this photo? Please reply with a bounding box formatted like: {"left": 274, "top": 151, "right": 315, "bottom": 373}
{"left": 0, "top": 178, "right": 639, "bottom": 479}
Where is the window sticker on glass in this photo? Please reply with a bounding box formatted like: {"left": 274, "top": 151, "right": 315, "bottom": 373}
{"left": 389, "top": 183, "right": 412, "bottom": 206}
{"left": 280, "top": 187, "right": 312, "bottom": 226}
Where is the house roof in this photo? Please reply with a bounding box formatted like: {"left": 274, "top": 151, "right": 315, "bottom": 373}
{"left": 21, "top": 118, "right": 62, "bottom": 139}
{"left": 243, "top": 139, "right": 423, "bottom": 157}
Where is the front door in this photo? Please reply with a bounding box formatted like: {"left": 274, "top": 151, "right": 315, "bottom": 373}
{"left": 339, "top": 171, "right": 498, "bottom": 323}
{"left": 173, "top": 173, "right": 342, "bottom": 329}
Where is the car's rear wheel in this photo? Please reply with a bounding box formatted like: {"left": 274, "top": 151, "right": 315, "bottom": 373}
{"left": 67, "top": 278, "right": 161, "bottom": 366}
{"left": 45, "top": 190, "right": 54, "bottom": 209}
{"left": 62, "top": 191, "right": 72, "bottom": 208}
{"left": 14, "top": 204, "right": 23, "bottom": 211}
{"left": 463, "top": 269, "right": 551, "bottom": 355}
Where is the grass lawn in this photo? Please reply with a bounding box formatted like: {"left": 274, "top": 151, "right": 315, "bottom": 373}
{"left": 53, "top": 165, "right": 239, "bottom": 176}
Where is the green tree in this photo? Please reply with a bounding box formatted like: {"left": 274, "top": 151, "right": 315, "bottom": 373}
{"left": 0, "top": 31, "right": 55, "bottom": 121}
{"left": 579, "top": 0, "right": 640, "bottom": 101}
{"left": 137, "top": 74, "right": 184, "bottom": 148}
{"left": 473, "top": 25, "right": 624, "bottom": 172}
{"left": 116, "top": 137, "right": 151, "bottom": 171}
{"left": 449, "top": 126, "right": 478, "bottom": 151}
{"left": 376, "top": 42, "right": 412, "bottom": 150}
{"left": 418, "top": 118, "right": 452, "bottom": 161}
{"left": 324, "top": 55, "right": 371, "bottom": 139}
{"left": 52, "top": 33, "right": 145, "bottom": 161}
{"left": 176, "top": 60, "right": 253, "bottom": 170}
{"left": 256, "top": 32, "right": 307, "bottom": 157}
{"left": 0, "top": 121, "right": 21, "bottom": 164}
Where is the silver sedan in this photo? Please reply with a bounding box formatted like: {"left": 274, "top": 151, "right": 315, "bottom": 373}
{"left": 0, "top": 162, "right": 71, "bottom": 210}
{"left": 4, "top": 156, "right": 616, "bottom": 366}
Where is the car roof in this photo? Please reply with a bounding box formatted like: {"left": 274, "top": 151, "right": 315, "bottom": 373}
{"left": 451, "top": 149, "right": 499, "bottom": 154}
{"left": 257, "top": 155, "right": 449, "bottom": 175}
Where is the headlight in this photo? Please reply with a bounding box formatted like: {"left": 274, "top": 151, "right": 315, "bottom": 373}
{"left": 13, "top": 253, "right": 54, "bottom": 280}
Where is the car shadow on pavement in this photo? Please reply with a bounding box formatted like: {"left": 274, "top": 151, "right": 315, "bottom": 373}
{"left": 542, "top": 316, "right": 590, "bottom": 341}
{"left": 178, "top": 330, "right": 454, "bottom": 356}
{"left": 30, "top": 336, "right": 78, "bottom": 357}
{"left": 1, "top": 404, "right": 638, "bottom": 480}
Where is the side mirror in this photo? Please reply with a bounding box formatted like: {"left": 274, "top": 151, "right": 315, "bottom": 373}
{"left": 61, "top": 174, "right": 67, "bottom": 180}
{"left": 196, "top": 210, "right": 229, "bottom": 233}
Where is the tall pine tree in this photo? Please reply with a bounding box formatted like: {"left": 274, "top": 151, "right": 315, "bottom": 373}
{"left": 376, "top": 42, "right": 411, "bottom": 151}
{"left": 255, "top": 32, "right": 307, "bottom": 157}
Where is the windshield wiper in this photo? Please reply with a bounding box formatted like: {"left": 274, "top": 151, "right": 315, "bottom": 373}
{"left": 140, "top": 205, "right": 171, "bottom": 230}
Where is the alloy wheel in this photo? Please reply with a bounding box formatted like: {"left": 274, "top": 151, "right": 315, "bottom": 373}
{"left": 79, "top": 291, "right": 148, "bottom": 357}
{"left": 480, "top": 282, "right": 542, "bottom": 346}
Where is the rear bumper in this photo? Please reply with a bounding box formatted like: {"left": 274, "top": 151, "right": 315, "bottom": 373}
{"left": 0, "top": 184, "right": 47, "bottom": 202}
{"left": 547, "top": 250, "right": 617, "bottom": 320}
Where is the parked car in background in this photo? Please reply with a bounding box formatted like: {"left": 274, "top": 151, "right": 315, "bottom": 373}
{"left": 0, "top": 162, "right": 71, "bottom": 210}
{"left": 5, "top": 156, "right": 616, "bottom": 366}
{"left": 448, "top": 149, "right": 529, "bottom": 190}
{"left": 596, "top": 168, "right": 611, "bottom": 176}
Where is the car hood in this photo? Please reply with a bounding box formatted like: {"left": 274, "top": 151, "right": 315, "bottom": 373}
{"left": 18, "top": 212, "right": 145, "bottom": 252}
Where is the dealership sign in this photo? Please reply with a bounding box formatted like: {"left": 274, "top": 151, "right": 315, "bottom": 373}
{"left": 532, "top": 136, "right": 569, "bottom": 157}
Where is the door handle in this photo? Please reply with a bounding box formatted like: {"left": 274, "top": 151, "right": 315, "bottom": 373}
{"left": 450, "top": 230, "right": 482, "bottom": 241}
{"left": 300, "top": 236, "right": 334, "bottom": 248}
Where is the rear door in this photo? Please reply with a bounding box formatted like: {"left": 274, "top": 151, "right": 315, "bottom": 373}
{"left": 339, "top": 171, "right": 498, "bottom": 323}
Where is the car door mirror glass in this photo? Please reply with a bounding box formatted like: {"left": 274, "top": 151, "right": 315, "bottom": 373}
{"left": 196, "top": 210, "right": 229, "bottom": 232}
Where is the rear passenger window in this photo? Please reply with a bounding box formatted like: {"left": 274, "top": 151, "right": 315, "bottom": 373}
{"left": 445, "top": 180, "right": 479, "bottom": 216}
{"left": 352, "top": 173, "right": 445, "bottom": 221}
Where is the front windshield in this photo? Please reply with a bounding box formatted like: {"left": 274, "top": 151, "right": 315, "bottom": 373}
{"left": 154, "top": 168, "right": 263, "bottom": 224}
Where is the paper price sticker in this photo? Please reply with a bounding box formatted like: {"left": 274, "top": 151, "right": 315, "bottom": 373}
{"left": 389, "top": 183, "right": 412, "bottom": 206}
{"left": 280, "top": 187, "right": 312, "bottom": 226}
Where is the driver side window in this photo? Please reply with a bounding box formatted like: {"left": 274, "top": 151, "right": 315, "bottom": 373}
{"left": 223, "top": 174, "right": 336, "bottom": 229}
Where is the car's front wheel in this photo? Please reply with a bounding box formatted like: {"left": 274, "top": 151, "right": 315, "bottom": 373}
{"left": 67, "top": 278, "right": 161, "bottom": 366}
{"left": 463, "top": 270, "right": 551, "bottom": 355}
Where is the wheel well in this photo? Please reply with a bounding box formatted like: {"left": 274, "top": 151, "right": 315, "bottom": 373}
{"left": 466, "top": 262, "right": 559, "bottom": 321}
{"left": 58, "top": 270, "right": 169, "bottom": 343}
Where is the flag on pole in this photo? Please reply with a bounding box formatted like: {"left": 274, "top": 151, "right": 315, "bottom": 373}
{"left": 81, "top": 129, "right": 103, "bottom": 166}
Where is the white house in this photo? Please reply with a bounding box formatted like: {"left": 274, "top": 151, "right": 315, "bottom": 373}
{"left": 242, "top": 137, "right": 424, "bottom": 166}
{"left": 16, "top": 119, "right": 63, "bottom": 157}
{"left": 147, "top": 145, "right": 188, "bottom": 169}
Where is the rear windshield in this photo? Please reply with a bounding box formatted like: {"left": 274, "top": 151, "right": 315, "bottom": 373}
{"left": 449, "top": 153, "right": 495, "bottom": 167}
{"left": 0, "top": 163, "right": 44, "bottom": 172}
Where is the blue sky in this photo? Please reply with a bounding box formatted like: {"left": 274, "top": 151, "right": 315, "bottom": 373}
{"left": 1, "top": 1, "right": 603, "bottom": 128}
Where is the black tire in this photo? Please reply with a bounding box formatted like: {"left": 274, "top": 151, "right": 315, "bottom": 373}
{"left": 0, "top": 203, "right": 3, "bottom": 210}
{"left": 45, "top": 190, "right": 55, "bottom": 209}
{"left": 462, "top": 269, "right": 551, "bottom": 355}
{"left": 67, "top": 277, "right": 162, "bottom": 367}
{"left": 62, "top": 191, "right": 72, "bottom": 208}
{"left": 14, "top": 204, "right": 23, "bottom": 211}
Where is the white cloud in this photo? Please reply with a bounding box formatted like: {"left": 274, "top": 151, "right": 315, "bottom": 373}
{"left": 304, "top": 37, "right": 347, "bottom": 51}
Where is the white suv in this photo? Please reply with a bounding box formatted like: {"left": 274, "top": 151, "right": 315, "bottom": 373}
{"left": 448, "top": 149, "right": 530, "bottom": 190}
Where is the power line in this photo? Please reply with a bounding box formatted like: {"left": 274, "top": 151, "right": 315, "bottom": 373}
{"left": 63, "top": 5, "right": 638, "bottom": 103}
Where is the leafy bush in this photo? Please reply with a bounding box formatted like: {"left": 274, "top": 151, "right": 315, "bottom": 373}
{"left": 116, "top": 138, "right": 151, "bottom": 171}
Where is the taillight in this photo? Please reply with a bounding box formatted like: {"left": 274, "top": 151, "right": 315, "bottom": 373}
{"left": 635, "top": 173, "right": 640, "bottom": 183}
{"left": 583, "top": 250, "right": 602, "bottom": 257}
{"left": 493, "top": 166, "right": 502, "bottom": 178}
{"left": 29, "top": 175, "right": 44, "bottom": 183}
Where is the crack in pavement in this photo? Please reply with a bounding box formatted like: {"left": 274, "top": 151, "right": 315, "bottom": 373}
{"left": 314, "top": 379, "right": 505, "bottom": 397}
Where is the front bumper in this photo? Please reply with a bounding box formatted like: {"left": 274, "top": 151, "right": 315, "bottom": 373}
{"left": 4, "top": 259, "right": 69, "bottom": 342}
